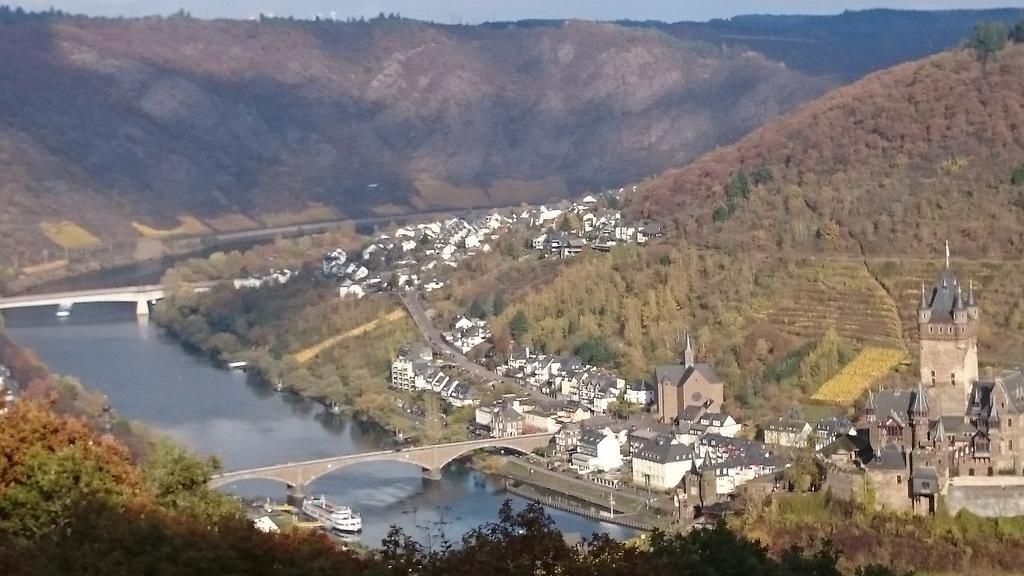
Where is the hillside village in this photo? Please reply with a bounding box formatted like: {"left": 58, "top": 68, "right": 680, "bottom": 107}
{"left": 314, "top": 192, "right": 659, "bottom": 300}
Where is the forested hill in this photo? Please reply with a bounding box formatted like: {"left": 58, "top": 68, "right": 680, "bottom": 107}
{"left": 636, "top": 38, "right": 1024, "bottom": 260}
{"left": 0, "top": 8, "right": 1017, "bottom": 274}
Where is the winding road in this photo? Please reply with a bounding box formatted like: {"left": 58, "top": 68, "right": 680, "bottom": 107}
{"left": 398, "top": 291, "right": 551, "bottom": 401}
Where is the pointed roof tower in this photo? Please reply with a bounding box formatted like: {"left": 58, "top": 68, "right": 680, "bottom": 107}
{"left": 919, "top": 283, "right": 929, "bottom": 310}
{"left": 683, "top": 332, "right": 695, "bottom": 369}
{"left": 988, "top": 403, "right": 1000, "bottom": 429}
{"left": 865, "top": 390, "right": 878, "bottom": 419}
{"left": 911, "top": 382, "right": 930, "bottom": 418}
{"left": 967, "top": 278, "right": 978, "bottom": 308}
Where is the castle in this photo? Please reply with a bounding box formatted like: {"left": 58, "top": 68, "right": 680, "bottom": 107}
{"left": 827, "top": 245, "right": 1024, "bottom": 512}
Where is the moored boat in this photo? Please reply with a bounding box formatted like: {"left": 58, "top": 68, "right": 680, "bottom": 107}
{"left": 301, "top": 495, "right": 363, "bottom": 533}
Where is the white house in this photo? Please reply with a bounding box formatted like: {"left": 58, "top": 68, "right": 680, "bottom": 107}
{"left": 712, "top": 453, "right": 780, "bottom": 496}
{"left": 532, "top": 233, "right": 548, "bottom": 250}
{"left": 522, "top": 408, "right": 561, "bottom": 433}
{"left": 632, "top": 438, "right": 695, "bottom": 491}
{"left": 338, "top": 283, "right": 365, "bottom": 300}
{"left": 571, "top": 429, "right": 622, "bottom": 473}
{"left": 763, "top": 419, "right": 813, "bottom": 448}
{"left": 624, "top": 380, "right": 654, "bottom": 406}
{"left": 253, "top": 516, "right": 280, "bottom": 533}
{"left": 699, "top": 413, "right": 742, "bottom": 438}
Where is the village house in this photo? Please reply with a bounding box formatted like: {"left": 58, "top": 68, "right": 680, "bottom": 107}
{"left": 632, "top": 436, "right": 695, "bottom": 492}
{"left": 571, "top": 429, "right": 623, "bottom": 473}
{"left": 763, "top": 419, "right": 813, "bottom": 448}
{"left": 625, "top": 380, "right": 654, "bottom": 406}
{"left": 390, "top": 344, "right": 434, "bottom": 391}
{"left": 444, "top": 316, "right": 490, "bottom": 353}
{"left": 556, "top": 422, "right": 582, "bottom": 457}
{"left": 698, "top": 413, "right": 743, "bottom": 438}
{"left": 522, "top": 407, "right": 561, "bottom": 433}
{"left": 491, "top": 404, "right": 525, "bottom": 438}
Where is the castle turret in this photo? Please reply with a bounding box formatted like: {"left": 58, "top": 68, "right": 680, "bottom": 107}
{"left": 967, "top": 278, "right": 979, "bottom": 320}
{"left": 864, "top": 390, "right": 878, "bottom": 422}
{"left": 919, "top": 242, "right": 979, "bottom": 416}
{"left": 918, "top": 283, "right": 932, "bottom": 324}
{"left": 988, "top": 403, "right": 1000, "bottom": 431}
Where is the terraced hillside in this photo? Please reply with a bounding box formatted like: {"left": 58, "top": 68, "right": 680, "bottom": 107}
{"left": 766, "top": 259, "right": 903, "bottom": 348}
{"left": 868, "top": 257, "right": 1024, "bottom": 368}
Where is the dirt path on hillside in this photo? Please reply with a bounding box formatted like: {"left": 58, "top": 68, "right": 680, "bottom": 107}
{"left": 290, "top": 308, "right": 406, "bottom": 364}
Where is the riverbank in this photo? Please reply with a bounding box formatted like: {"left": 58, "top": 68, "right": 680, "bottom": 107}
{"left": 475, "top": 454, "right": 678, "bottom": 532}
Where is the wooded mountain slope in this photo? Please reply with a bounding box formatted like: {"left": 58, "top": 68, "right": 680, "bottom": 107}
{"left": 637, "top": 43, "right": 1024, "bottom": 259}
{"left": 0, "top": 9, "right": 1016, "bottom": 270}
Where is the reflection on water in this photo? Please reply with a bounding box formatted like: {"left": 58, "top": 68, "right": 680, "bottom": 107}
{"left": 3, "top": 303, "right": 634, "bottom": 545}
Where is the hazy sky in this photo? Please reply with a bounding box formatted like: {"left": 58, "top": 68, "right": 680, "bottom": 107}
{"left": 10, "top": 1, "right": 1022, "bottom": 22}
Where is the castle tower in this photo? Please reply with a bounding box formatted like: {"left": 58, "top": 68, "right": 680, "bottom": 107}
{"left": 683, "top": 333, "right": 695, "bottom": 369}
{"left": 918, "top": 242, "right": 979, "bottom": 416}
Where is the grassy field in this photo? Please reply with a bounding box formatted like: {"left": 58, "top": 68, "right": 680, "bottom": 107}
{"left": 19, "top": 259, "right": 68, "bottom": 275}
{"left": 290, "top": 308, "right": 407, "bottom": 364}
{"left": 204, "top": 213, "right": 259, "bottom": 232}
{"left": 412, "top": 175, "right": 491, "bottom": 209}
{"left": 811, "top": 346, "right": 906, "bottom": 405}
{"left": 258, "top": 203, "right": 339, "bottom": 227}
{"left": 39, "top": 220, "right": 100, "bottom": 249}
{"left": 131, "top": 215, "right": 210, "bottom": 238}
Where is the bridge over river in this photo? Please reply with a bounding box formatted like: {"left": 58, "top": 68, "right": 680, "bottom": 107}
{"left": 0, "top": 283, "right": 214, "bottom": 316}
{"left": 209, "top": 432, "right": 554, "bottom": 494}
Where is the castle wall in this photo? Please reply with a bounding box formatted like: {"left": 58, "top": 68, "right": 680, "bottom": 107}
{"left": 824, "top": 466, "right": 911, "bottom": 511}
{"left": 947, "top": 478, "right": 1024, "bottom": 517}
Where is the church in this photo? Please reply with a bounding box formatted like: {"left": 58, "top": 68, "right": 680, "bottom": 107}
{"left": 655, "top": 334, "right": 724, "bottom": 424}
{"left": 829, "top": 245, "right": 1024, "bottom": 512}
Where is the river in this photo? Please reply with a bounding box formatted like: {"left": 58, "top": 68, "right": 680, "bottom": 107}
{"left": 3, "top": 303, "right": 633, "bottom": 547}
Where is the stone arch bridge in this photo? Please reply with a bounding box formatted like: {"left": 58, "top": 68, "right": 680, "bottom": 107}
{"left": 209, "top": 432, "right": 554, "bottom": 493}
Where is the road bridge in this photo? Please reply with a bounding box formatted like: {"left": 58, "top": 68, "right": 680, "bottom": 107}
{"left": 0, "top": 283, "right": 213, "bottom": 316}
{"left": 209, "top": 432, "right": 554, "bottom": 494}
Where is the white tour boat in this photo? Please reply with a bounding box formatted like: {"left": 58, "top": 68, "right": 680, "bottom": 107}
{"left": 301, "top": 496, "right": 363, "bottom": 533}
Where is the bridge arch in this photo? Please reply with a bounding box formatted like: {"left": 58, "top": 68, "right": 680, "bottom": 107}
{"left": 209, "top": 433, "right": 554, "bottom": 490}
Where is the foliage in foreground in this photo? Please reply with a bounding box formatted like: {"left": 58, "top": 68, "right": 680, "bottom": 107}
{"left": 742, "top": 491, "right": 1024, "bottom": 575}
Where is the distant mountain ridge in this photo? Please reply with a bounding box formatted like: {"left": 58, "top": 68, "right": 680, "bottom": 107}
{"left": 0, "top": 8, "right": 1018, "bottom": 275}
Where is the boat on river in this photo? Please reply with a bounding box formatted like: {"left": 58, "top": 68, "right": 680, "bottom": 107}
{"left": 55, "top": 304, "right": 72, "bottom": 318}
{"left": 301, "top": 496, "right": 363, "bottom": 533}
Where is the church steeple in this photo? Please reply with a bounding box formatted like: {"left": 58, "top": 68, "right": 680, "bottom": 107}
{"left": 683, "top": 332, "right": 695, "bottom": 368}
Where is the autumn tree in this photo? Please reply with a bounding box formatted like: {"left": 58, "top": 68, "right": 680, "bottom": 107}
{"left": 785, "top": 436, "right": 823, "bottom": 492}
{"left": 141, "top": 439, "right": 240, "bottom": 523}
{"left": 0, "top": 401, "right": 140, "bottom": 538}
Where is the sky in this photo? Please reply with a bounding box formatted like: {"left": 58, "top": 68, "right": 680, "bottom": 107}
{"left": 9, "top": 0, "right": 1022, "bottom": 23}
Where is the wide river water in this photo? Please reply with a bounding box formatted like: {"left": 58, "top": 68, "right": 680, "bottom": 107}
{"left": 3, "top": 303, "right": 632, "bottom": 546}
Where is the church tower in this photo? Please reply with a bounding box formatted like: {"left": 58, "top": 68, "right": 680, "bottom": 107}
{"left": 918, "top": 242, "right": 979, "bottom": 416}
